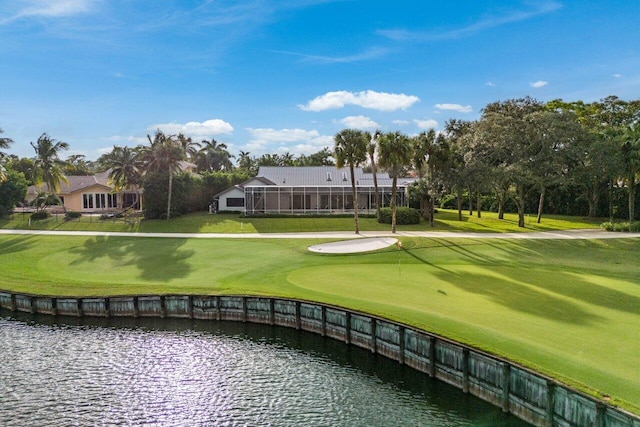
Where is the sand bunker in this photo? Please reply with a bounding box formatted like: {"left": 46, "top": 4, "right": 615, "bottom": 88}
{"left": 308, "top": 237, "right": 398, "bottom": 254}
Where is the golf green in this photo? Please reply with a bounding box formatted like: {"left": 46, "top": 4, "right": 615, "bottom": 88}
{"left": 0, "top": 234, "right": 638, "bottom": 414}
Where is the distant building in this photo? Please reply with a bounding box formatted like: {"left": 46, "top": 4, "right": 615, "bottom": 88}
{"left": 26, "top": 171, "right": 141, "bottom": 213}
{"left": 214, "top": 166, "right": 415, "bottom": 215}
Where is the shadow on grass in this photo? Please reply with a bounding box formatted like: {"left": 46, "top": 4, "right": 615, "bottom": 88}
{"left": 69, "top": 236, "right": 194, "bottom": 282}
{"left": 433, "top": 270, "right": 602, "bottom": 325}
{"left": 0, "top": 235, "right": 37, "bottom": 255}
{"left": 428, "top": 238, "right": 640, "bottom": 318}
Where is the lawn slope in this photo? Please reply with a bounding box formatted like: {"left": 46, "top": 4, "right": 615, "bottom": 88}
{"left": 0, "top": 234, "right": 638, "bottom": 414}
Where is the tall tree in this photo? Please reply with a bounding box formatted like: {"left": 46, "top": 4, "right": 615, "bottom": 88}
{"left": 334, "top": 129, "right": 368, "bottom": 234}
{"left": 367, "top": 132, "right": 381, "bottom": 220}
{"left": 618, "top": 124, "right": 640, "bottom": 222}
{"left": 476, "top": 98, "right": 545, "bottom": 227}
{"left": 442, "top": 120, "right": 473, "bottom": 221}
{"left": 30, "top": 133, "right": 69, "bottom": 210}
{"left": 412, "top": 129, "right": 436, "bottom": 222}
{"left": 144, "top": 131, "right": 185, "bottom": 220}
{"left": 177, "top": 133, "right": 199, "bottom": 161}
{"left": 196, "top": 138, "right": 234, "bottom": 172}
{"left": 64, "top": 154, "right": 93, "bottom": 176}
{"left": 377, "top": 131, "right": 413, "bottom": 233}
{"left": 0, "top": 128, "right": 13, "bottom": 183}
{"left": 106, "top": 146, "right": 144, "bottom": 209}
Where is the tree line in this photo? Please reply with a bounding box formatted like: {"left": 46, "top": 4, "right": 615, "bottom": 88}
{"left": 1, "top": 95, "right": 639, "bottom": 224}
{"left": 333, "top": 96, "right": 640, "bottom": 232}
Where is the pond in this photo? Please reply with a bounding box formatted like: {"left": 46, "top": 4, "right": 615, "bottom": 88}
{"left": 0, "top": 311, "right": 531, "bottom": 426}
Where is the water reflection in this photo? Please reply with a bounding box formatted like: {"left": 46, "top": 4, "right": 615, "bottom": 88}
{"left": 0, "top": 310, "right": 530, "bottom": 426}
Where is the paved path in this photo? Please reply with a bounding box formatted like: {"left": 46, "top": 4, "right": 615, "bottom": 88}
{"left": 0, "top": 228, "right": 639, "bottom": 240}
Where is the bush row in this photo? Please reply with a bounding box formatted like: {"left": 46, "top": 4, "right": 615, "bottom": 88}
{"left": 377, "top": 207, "right": 421, "bottom": 225}
{"left": 601, "top": 221, "right": 640, "bottom": 232}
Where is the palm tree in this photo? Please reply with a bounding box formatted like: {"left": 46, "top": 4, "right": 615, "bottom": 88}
{"left": 377, "top": 131, "right": 413, "bottom": 233}
{"left": 412, "top": 130, "right": 436, "bottom": 222}
{"left": 196, "top": 138, "right": 234, "bottom": 172}
{"left": 619, "top": 124, "right": 640, "bottom": 222}
{"left": 177, "top": 133, "right": 199, "bottom": 161}
{"left": 106, "top": 146, "right": 144, "bottom": 209}
{"left": 237, "top": 150, "right": 254, "bottom": 170}
{"left": 30, "top": 133, "right": 69, "bottom": 210}
{"left": 0, "top": 128, "right": 13, "bottom": 183}
{"left": 368, "top": 131, "right": 381, "bottom": 220}
{"left": 144, "top": 130, "right": 185, "bottom": 220}
{"left": 334, "top": 129, "right": 369, "bottom": 234}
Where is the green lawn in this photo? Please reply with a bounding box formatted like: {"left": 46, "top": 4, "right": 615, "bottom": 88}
{"left": 0, "top": 233, "right": 638, "bottom": 414}
{"left": 0, "top": 209, "right": 604, "bottom": 233}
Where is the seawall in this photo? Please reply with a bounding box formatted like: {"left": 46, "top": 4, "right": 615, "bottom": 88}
{"left": 1, "top": 291, "right": 637, "bottom": 427}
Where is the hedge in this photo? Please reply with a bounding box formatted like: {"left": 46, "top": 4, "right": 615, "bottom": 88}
{"left": 378, "top": 207, "right": 420, "bottom": 225}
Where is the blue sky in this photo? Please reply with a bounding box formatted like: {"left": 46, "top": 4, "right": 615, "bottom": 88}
{"left": 1, "top": 0, "right": 638, "bottom": 161}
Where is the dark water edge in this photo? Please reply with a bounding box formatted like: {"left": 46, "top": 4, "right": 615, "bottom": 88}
{"left": 0, "top": 309, "right": 531, "bottom": 426}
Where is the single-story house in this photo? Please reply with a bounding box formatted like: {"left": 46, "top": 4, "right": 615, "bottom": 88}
{"left": 214, "top": 166, "right": 416, "bottom": 215}
{"left": 26, "top": 170, "right": 141, "bottom": 213}
{"left": 25, "top": 162, "right": 197, "bottom": 213}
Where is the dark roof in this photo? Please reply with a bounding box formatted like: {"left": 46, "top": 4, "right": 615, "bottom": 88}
{"left": 28, "top": 171, "right": 112, "bottom": 194}
{"left": 252, "top": 166, "right": 405, "bottom": 187}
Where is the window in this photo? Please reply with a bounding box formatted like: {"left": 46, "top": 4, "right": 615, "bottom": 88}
{"left": 95, "top": 193, "right": 106, "bottom": 209}
{"left": 83, "top": 194, "right": 94, "bottom": 209}
{"left": 107, "top": 194, "right": 117, "bottom": 208}
{"left": 226, "top": 198, "right": 244, "bottom": 207}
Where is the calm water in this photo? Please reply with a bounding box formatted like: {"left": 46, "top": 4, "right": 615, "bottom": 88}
{"left": 0, "top": 311, "right": 530, "bottom": 426}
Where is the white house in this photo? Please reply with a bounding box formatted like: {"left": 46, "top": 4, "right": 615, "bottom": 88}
{"left": 213, "top": 166, "right": 415, "bottom": 214}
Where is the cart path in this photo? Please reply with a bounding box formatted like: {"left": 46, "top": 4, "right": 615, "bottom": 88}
{"left": 1, "top": 228, "right": 639, "bottom": 240}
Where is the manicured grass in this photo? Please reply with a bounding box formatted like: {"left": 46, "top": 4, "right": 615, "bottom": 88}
{"left": 0, "top": 233, "right": 638, "bottom": 414}
{"left": 0, "top": 209, "right": 603, "bottom": 233}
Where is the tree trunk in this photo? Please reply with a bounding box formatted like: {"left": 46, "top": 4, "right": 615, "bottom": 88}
{"left": 468, "top": 186, "right": 473, "bottom": 215}
{"left": 456, "top": 184, "right": 463, "bottom": 221}
{"left": 494, "top": 187, "right": 505, "bottom": 220}
{"left": 371, "top": 157, "right": 381, "bottom": 221}
{"left": 608, "top": 178, "right": 614, "bottom": 223}
{"left": 430, "top": 197, "right": 435, "bottom": 227}
{"left": 391, "top": 176, "right": 398, "bottom": 233}
{"left": 587, "top": 191, "right": 598, "bottom": 218}
{"left": 536, "top": 187, "right": 545, "bottom": 224}
{"left": 517, "top": 185, "right": 525, "bottom": 228}
{"left": 350, "top": 164, "right": 359, "bottom": 234}
{"left": 629, "top": 170, "right": 636, "bottom": 223}
{"left": 166, "top": 170, "right": 173, "bottom": 220}
{"left": 476, "top": 192, "right": 482, "bottom": 219}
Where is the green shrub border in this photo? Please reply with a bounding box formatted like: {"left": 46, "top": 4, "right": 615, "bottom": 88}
{"left": 601, "top": 221, "right": 640, "bottom": 232}
{"left": 378, "top": 207, "right": 421, "bottom": 225}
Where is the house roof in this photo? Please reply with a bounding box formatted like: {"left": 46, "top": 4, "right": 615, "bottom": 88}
{"left": 28, "top": 171, "right": 112, "bottom": 195}
{"left": 250, "top": 166, "right": 412, "bottom": 187}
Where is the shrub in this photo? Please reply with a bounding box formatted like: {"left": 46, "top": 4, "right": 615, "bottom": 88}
{"left": 378, "top": 207, "right": 420, "bottom": 225}
{"left": 601, "top": 221, "right": 640, "bottom": 232}
{"left": 64, "top": 211, "right": 82, "bottom": 221}
{"left": 30, "top": 211, "right": 50, "bottom": 221}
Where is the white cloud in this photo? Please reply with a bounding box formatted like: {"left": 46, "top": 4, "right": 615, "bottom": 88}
{"left": 2, "top": 0, "right": 97, "bottom": 23}
{"left": 104, "top": 135, "right": 148, "bottom": 144}
{"left": 612, "top": 73, "right": 622, "bottom": 78}
{"left": 530, "top": 80, "right": 548, "bottom": 88}
{"left": 486, "top": 81, "right": 496, "bottom": 87}
{"left": 269, "top": 47, "right": 388, "bottom": 64}
{"left": 148, "top": 119, "right": 234, "bottom": 139}
{"left": 392, "top": 120, "right": 409, "bottom": 126}
{"left": 299, "top": 90, "right": 420, "bottom": 112}
{"left": 414, "top": 119, "right": 439, "bottom": 130}
{"left": 245, "top": 128, "right": 333, "bottom": 156}
{"left": 337, "top": 115, "right": 380, "bottom": 129}
{"left": 246, "top": 128, "right": 320, "bottom": 144}
{"left": 377, "top": 1, "right": 561, "bottom": 41}
{"left": 435, "top": 103, "right": 473, "bottom": 113}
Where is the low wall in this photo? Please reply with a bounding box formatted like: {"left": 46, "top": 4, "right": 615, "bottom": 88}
{"left": 0, "top": 291, "right": 637, "bottom": 427}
